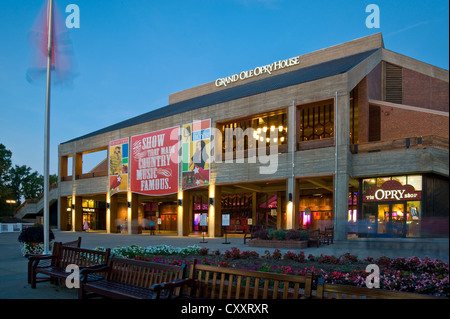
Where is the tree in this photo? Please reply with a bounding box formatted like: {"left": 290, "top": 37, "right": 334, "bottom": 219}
{"left": 0, "top": 143, "right": 58, "bottom": 217}
{"left": 0, "top": 144, "right": 13, "bottom": 216}
{"left": 9, "top": 165, "right": 57, "bottom": 203}
{"left": 10, "top": 165, "right": 34, "bottom": 204}
{"left": 0, "top": 143, "right": 12, "bottom": 186}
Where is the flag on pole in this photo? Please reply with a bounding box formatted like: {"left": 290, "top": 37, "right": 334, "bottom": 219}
{"left": 27, "top": 0, "right": 76, "bottom": 254}
{"left": 26, "top": 0, "right": 75, "bottom": 85}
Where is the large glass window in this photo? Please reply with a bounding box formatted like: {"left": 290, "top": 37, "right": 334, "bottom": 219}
{"left": 360, "top": 175, "right": 423, "bottom": 238}
{"left": 349, "top": 89, "right": 359, "bottom": 144}
{"left": 297, "top": 100, "right": 334, "bottom": 142}
{"left": 218, "top": 109, "right": 288, "bottom": 157}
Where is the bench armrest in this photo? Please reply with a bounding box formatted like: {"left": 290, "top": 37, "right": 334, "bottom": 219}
{"left": 79, "top": 264, "right": 109, "bottom": 272}
{"left": 80, "top": 264, "right": 110, "bottom": 283}
{"left": 151, "top": 278, "right": 196, "bottom": 299}
{"left": 28, "top": 254, "right": 58, "bottom": 270}
{"left": 27, "top": 254, "right": 55, "bottom": 261}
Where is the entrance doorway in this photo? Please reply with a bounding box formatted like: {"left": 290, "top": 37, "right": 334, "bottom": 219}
{"left": 82, "top": 212, "right": 96, "bottom": 230}
{"left": 193, "top": 194, "right": 208, "bottom": 233}
{"left": 376, "top": 203, "right": 406, "bottom": 237}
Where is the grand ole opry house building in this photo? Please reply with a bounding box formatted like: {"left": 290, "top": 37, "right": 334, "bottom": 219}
{"left": 23, "top": 33, "right": 448, "bottom": 242}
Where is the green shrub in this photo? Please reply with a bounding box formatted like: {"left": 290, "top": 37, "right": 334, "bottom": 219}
{"left": 272, "top": 229, "right": 286, "bottom": 240}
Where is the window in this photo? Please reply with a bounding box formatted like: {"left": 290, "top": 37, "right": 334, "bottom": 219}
{"left": 297, "top": 100, "right": 334, "bottom": 142}
{"left": 218, "top": 109, "right": 288, "bottom": 157}
{"left": 384, "top": 62, "right": 403, "bottom": 104}
{"left": 350, "top": 89, "right": 359, "bottom": 144}
{"left": 407, "top": 175, "right": 422, "bottom": 191}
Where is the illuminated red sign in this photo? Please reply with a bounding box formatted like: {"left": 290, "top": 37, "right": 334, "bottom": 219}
{"left": 130, "top": 127, "right": 179, "bottom": 196}
{"left": 363, "top": 180, "right": 421, "bottom": 202}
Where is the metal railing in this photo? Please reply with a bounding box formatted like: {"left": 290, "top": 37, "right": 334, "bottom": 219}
{"left": 0, "top": 223, "right": 34, "bottom": 233}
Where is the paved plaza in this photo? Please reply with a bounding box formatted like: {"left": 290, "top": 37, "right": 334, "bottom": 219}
{"left": 0, "top": 230, "right": 448, "bottom": 299}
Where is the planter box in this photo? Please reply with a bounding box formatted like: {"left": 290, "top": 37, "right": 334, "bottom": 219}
{"left": 248, "top": 239, "right": 308, "bottom": 249}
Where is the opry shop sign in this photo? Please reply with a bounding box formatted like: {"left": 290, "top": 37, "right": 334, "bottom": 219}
{"left": 363, "top": 180, "right": 421, "bottom": 202}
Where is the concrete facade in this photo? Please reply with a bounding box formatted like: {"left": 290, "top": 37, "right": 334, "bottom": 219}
{"left": 56, "top": 33, "right": 449, "bottom": 240}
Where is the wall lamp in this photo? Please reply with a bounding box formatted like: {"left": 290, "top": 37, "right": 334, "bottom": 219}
{"left": 106, "top": 203, "right": 110, "bottom": 209}
{"left": 177, "top": 199, "right": 183, "bottom": 206}
{"left": 288, "top": 193, "right": 293, "bottom": 202}
{"left": 127, "top": 202, "right": 131, "bottom": 208}
{"left": 209, "top": 198, "right": 214, "bottom": 205}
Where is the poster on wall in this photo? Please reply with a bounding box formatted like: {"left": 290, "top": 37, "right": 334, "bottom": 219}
{"left": 130, "top": 126, "right": 180, "bottom": 196}
{"left": 109, "top": 137, "right": 129, "bottom": 196}
{"left": 181, "top": 119, "right": 211, "bottom": 190}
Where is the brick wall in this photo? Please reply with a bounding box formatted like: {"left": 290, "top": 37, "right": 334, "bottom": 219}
{"left": 375, "top": 66, "right": 448, "bottom": 141}
{"left": 403, "top": 68, "right": 449, "bottom": 112}
{"left": 380, "top": 106, "right": 449, "bottom": 140}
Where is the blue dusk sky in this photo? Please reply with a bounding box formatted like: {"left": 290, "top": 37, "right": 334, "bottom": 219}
{"left": 0, "top": 0, "right": 448, "bottom": 176}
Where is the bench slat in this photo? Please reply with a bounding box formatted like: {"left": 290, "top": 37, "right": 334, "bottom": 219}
{"left": 253, "top": 278, "right": 260, "bottom": 299}
{"left": 244, "top": 276, "right": 251, "bottom": 299}
{"left": 219, "top": 273, "right": 225, "bottom": 299}
{"left": 235, "top": 276, "right": 242, "bottom": 299}
{"left": 227, "top": 274, "right": 233, "bottom": 299}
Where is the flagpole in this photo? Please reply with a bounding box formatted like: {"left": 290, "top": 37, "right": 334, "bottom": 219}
{"left": 43, "top": 0, "right": 54, "bottom": 254}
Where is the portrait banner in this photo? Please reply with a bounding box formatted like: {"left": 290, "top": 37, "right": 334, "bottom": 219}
{"left": 182, "top": 119, "right": 211, "bottom": 190}
{"left": 109, "top": 137, "right": 129, "bottom": 196}
{"left": 130, "top": 126, "right": 179, "bottom": 196}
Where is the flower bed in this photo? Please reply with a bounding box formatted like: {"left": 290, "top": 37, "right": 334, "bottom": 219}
{"left": 248, "top": 239, "right": 308, "bottom": 249}
{"left": 248, "top": 228, "right": 308, "bottom": 249}
{"left": 95, "top": 245, "right": 449, "bottom": 298}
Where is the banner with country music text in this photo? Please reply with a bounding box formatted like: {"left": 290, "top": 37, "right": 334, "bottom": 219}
{"left": 130, "top": 126, "right": 179, "bottom": 196}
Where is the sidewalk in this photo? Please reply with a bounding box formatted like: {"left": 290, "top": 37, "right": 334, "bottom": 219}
{"left": 0, "top": 231, "right": 448, "bottom": 299}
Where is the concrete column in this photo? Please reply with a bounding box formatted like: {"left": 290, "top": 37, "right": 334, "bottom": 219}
{"left": 75, "top": 152, "right": 82, "bottom": 179}
{"left": 252, "top": 192, "right": 257, "bottom": 226}
{"left": 208, "top": 184, "right": 215, "bottom": 238}
{"left": 74, "top": 196, "right": 83, "bottom": 231}
{"left": 130, "top": 192, "right": 139, "bottom": 234}
{"left": 334, "top": 92, "right": 351, "bottom": 241}
{"left": 60, "top": 156, "right": 68, "bottom": 180}
{"left": 286, "top": 101, "right": 296, "bottom": 229}
{"left": 58, "top": 196, "right": 68, "bottom": 231}
{"left": 286, "top": 180, "right": 294, "bottom": 229}
{"left": 181, "top": 190, "right": 191, "bottom": 236}
{"left": 294, "top": 179, "right": 300, "bottom": 229}
{"left": 177, "top": 190, "right": 183, "bottom": 236}
{"left": 214, "top": 186, "right": 222, "bottom": 237}
{"left": 57, "top": 156, "right": 65, "bottom": 230}
{"left": 108, "top": 194, "right": 118, "bottom": 233}
{"left": 276, "top": 191, "right": 282, "bottom": 229}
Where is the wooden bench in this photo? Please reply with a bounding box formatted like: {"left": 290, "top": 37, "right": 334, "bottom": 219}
{"left": 243, "top": 229, "right": 257, "bottom": 244}
{"left": 30, "top": 245, "right": 110, "bottom": 289}
{"left": 320, "top": 227, "right": 334, "bottom": 245}
{"left": 78, "top": 257, "right": 188, "bottom": 299}
{"left": 160, "top": 260, "right": 313, "bottom": 299}
{"left": 315, "top": 278, "right": 443, "bottom": 299}
{"left": 26, "top": 237, "right": 82, "bottom": 284}
{"left": 307, "top": 229, "right": 321, "bottom": 248}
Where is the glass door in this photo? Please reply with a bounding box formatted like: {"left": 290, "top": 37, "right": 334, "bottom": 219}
{"left": 377, "top": 203, "right": 406, "bottom": 237}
